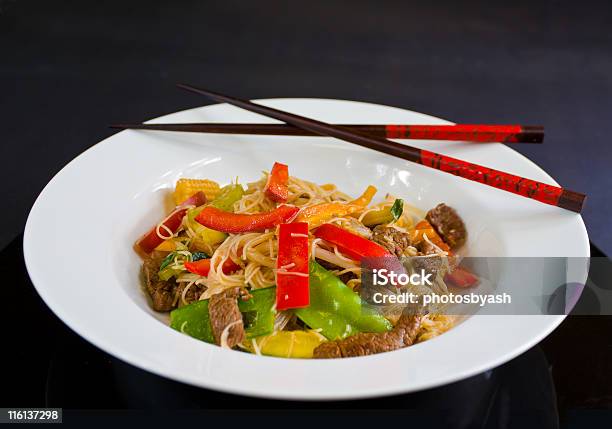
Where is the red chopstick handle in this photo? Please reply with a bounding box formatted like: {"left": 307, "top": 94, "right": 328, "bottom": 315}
{"left": 386, "top": 125, "right": 543, "bottom": 143}
{"left": 419, "top": 150, "right": 584, "bottom": 212}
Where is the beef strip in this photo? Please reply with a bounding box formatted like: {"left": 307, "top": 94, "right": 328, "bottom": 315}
{"left": 371, "top": 225, "right": 413, "bottom": 257}
{"left": 426, "top": 203, "right": 467, "bottom": 249}
{"left": 175, "top": 282, "right": 207, "bottom": 307}
{"left": 208, "top": 287, "right": 245, "bottom": 348}
{"left": 411, "top": 250, "right": 456, "bottom": 283}
{"left": 313, "top": 314, "right": 422, "bottom": 358}
{"left": 142, "top": 255, "right": 178, "bottom": 312}
{"left": 411, "top": 255, "right": 443, "bottom": 279}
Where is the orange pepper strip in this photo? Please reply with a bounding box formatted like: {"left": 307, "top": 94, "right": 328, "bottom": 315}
{"left": 155, "top": 240, "right": 177, "bottom": 252}
{"left": 350, "top": 185, "right": 377, "bottom": 206}
{"left": 410, "top": 220, "right": 451, "bottom": 253}
{"left": 294, "top": 202, "right": 363, "bottom": 229}
{"left": 295, "top": 185, "right": 377, "bottom": 229}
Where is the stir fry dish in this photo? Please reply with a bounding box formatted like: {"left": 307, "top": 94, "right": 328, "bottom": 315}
{"left": 135, "top": 162, "right": 476, "bottom": 358}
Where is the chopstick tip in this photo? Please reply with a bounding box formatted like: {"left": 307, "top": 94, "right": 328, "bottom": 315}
{"left": 176, "top": 83, "right": 219, "bottom": 100}
{"left": 176, "top": 83, "right": 200, "bottom": 92}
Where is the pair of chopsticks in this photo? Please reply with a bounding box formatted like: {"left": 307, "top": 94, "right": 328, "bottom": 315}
{"left": 112, "top": 85, "right": 585, "bottom": 212}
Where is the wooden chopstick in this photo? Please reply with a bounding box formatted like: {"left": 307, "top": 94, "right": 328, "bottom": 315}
{"left": 175, "top": 84, "right": 585, "bottom": 213}
{"left": 110, "top": 123, "right": 543, "bottom": 143}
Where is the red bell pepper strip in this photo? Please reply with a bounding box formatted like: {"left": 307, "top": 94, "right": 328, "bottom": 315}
{"left": 136, "top": 192, "right": 207, "bottom": 254}
{"left": 314, "top": 223, "right": 391, "bottom": 260}
{"left": 314, "top": 224, "right": 407, "bottom": 282}
{"left": 445, "top": 267, "right": 479, "bottom": 288}
{"left": 276, "top": 222, "right": 310, "bottom": 310}
{"left": 195, "top": 204, "right": 299, "bottom": 233}
{"left": 264, "top": 162, "right": 289, "bottom": 203}
{"left": 184, "top": 257, "right": 240, "bottom": 277}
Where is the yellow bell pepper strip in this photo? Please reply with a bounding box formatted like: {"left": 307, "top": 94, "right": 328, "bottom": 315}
{"left": 361, "top": 199, "right": 404, "bottom": 227}
{"left": 155, "top": 239, "right": 177, "bottom": 252}
{"left": 410, "top": 219, "right": 451, "bottom": 253}
{"left": 237, "top": 287, "right": 276, "bottom": 338}
{"left": 294, "top": 202, "right": 363, "bottom": 229}
{"left": 196, "top": 205, "right": 300, "bottom": 233}
{"left": 295, "top": 261, "right": 392, "bottom": 340}
{"left": 155, "top": 236, "right": 190, "bottom": 252}
{"left": 246, "top": 331, "right": 326, "bottom": 358}
{"left": 350, "top": 185, "right": 377, "bottom": 206}
{"left": 264, "top": 162, "right": 289, "bottom": 203}
{"left": 276, "top": 222, "right": 310, "bottom": 310}
{"left": 136, "top": 191, "right": 207, "bottom": 254}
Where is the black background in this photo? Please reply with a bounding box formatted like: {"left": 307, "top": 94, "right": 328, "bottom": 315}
{"left": 1, "top": 0, "right": 611, "bottom": 427}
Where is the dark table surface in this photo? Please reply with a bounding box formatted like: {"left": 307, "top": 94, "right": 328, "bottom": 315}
{"left": 1, "top": 0, "right": 611, "bottom": 426}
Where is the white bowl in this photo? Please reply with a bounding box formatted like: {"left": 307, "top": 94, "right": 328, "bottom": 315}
{"left": 24, "top": 99, "right": 589, "bottom": 400}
